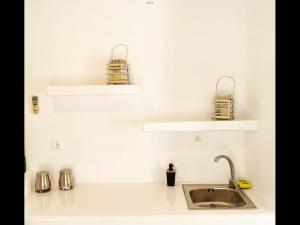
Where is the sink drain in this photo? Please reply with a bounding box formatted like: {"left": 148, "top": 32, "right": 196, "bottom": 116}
{"left": 210, "top": 204, "right": 217, "bottom": 208}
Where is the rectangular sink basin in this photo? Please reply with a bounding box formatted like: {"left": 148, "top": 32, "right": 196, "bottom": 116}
{"left": 182, "top": 184, "right": 256, "bottom": 209}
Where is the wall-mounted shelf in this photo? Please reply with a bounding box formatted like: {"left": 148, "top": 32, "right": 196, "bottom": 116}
{"left": 47, "top": 85, "right": 141, "bottom": 96}
{"left": 143, "top": 119, "right": 257, "bottom": 131}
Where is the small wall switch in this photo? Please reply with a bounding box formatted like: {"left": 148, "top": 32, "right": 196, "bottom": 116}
{"left": 32, "top": 96, "right": 39, "bottom": 114}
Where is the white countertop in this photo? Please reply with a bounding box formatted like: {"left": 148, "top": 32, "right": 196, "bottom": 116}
{"left": 25, "top": 182, "right": 275, "bottom": 225}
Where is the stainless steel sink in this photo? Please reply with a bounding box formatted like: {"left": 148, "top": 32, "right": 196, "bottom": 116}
{"left": 182, "top": 184, "right": 256, "bottom": 209}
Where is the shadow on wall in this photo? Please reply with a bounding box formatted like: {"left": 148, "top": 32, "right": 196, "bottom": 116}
{"left": 152, "top": 162, "right": 165, "bottom": 182}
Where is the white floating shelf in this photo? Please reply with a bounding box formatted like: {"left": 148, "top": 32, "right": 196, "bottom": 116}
{"left": 143, "top": 119, "right": 257, "bottom": 131}
{"left": 47, "top": 85, "right": 141, "bottom": 96}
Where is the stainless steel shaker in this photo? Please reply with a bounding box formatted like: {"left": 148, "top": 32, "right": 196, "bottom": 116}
{"left": 59, "top": 168, "right": 74, "bottom": 190}
{"left": 35, "top": 171, "right": 51, "bottom": 193}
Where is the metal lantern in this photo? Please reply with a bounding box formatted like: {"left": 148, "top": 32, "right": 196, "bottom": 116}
{"left": 106, "top": 43, "right": 131, "bottom": 85}
{"left": 212, "top": 76, "right": 235, "bottom": 120}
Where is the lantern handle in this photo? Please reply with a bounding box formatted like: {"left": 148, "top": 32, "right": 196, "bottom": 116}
{"left": 215, "top": 75, "right": 235, "bottom": 96}
{"left": 110, "top": 43, "right": 128, "bottom": 61}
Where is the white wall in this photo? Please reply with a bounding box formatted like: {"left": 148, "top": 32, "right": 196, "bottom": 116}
{"left": 245, "top": 0, "right": 275, "bottom": 208}
{"left": 25, "top": 0, "right": 252, "bottom": 189}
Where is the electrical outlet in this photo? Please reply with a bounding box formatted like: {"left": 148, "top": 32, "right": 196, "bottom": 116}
{"left": 32, "top": 96, "right": 39, "bottom": 114}
{"left": 192, "top": 134, "right": 203, "bottom": 142}
{"left": 51, "top": 141, "right": 63, "bottom": 151}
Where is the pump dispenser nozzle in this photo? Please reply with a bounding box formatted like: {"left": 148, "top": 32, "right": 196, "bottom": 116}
{"left": 166, "top": 163, "right": 176, "bottom": 186}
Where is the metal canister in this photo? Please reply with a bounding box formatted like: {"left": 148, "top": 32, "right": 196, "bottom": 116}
{"left": 59, "top": 168, "right": 74, "bottom": 191}
{"left": 35, "top": 171, "right": 51, "bottom": 193}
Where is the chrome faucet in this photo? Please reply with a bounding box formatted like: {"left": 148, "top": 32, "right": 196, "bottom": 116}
{"left": 214, "top": 155, "right": 237, "bottom": 189}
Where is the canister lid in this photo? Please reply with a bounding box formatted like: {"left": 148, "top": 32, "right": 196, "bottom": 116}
{"left": 60, "top": 168, "right": 72, "bottom": 173}
{"left": 36, "top": 171, "right": 49, "bottom": 175}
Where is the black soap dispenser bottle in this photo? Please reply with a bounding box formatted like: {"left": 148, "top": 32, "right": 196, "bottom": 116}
{"left": 166, "top": 163, "right": 176, "bottom": 186}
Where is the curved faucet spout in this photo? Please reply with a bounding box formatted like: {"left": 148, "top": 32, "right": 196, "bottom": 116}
{"left": 214, "top": 155, "right": 236, "bottom": 186}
